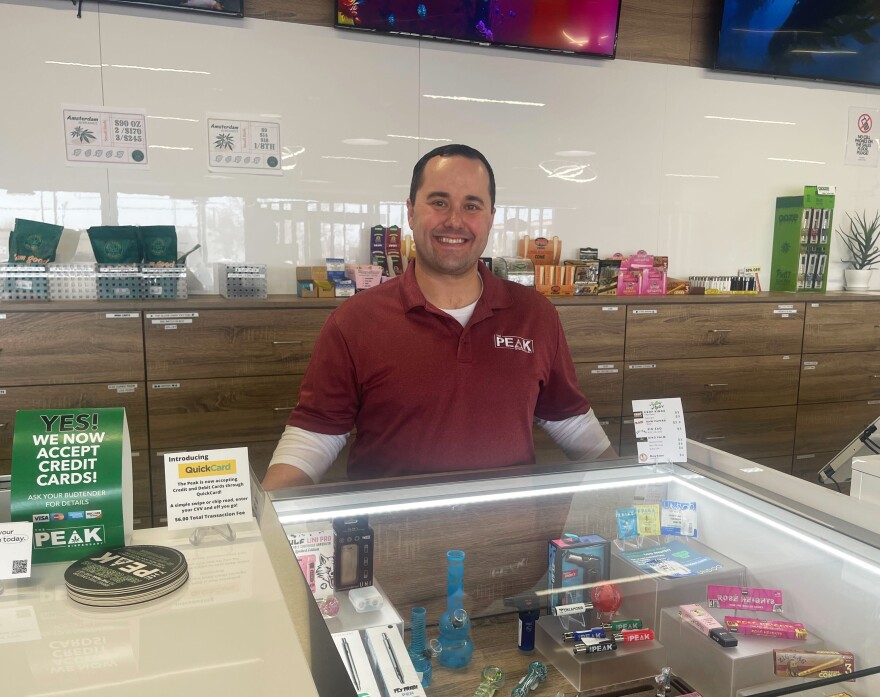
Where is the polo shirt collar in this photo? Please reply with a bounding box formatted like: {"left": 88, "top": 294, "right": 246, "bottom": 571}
{"left": 399, "top": 259, "right": 514, "bottom": 315}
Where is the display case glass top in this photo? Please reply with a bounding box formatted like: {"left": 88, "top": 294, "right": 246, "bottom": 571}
{"left": 270, "top": 445, "right": 880, "bottom": 697}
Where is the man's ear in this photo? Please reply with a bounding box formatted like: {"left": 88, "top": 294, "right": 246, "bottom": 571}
{"left": 406, "top": 199, "right": 414, "bottom": 229}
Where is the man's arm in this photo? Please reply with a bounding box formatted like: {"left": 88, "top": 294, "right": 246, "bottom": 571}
{"left": 261, "top": 426, "right": 349, "bottom": 490}
{"left": 536, "top": 410, "right": 617, "bottom": 461}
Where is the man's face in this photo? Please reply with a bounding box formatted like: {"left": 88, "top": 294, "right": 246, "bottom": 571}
{"left": 406, "top": 155, "right": 495, "bottom": 278}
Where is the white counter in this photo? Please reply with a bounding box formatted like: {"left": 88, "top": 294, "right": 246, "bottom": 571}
{"left": 1, "top": 521, "right": 319, "bottom": 697}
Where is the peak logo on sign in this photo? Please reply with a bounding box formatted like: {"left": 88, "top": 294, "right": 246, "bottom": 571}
{"left": 34, "top": 526, "right": 105, "bottom": 548}
{"left": 494, "top": 334, "right": 534, "bottom": 354}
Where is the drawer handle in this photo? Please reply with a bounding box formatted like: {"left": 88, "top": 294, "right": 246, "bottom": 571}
{"left": 709, "top": 329, "right": 733, "bottom": 333}
{"left": 704, "top": 383, "right": 729, "bottom": 388}
{"left": 272, "top": 340, "right": 303, "bottom": 345}
{"left": 273, "top": 407, "right": 294, "bottom": 411}
{"left": 704, "top": 436, "right": 726, "bottom": 441}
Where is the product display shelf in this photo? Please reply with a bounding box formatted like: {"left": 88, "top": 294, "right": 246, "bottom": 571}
{"left": 271, "top": 443, "right": 880, "bottom": 697}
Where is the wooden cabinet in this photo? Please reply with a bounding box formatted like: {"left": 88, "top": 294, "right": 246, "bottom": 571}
{"left": 799, "top": 352, "right": 880, "bottom": 403}
{"left": 147, "top": 375, "right": 300, "bottom": 448}
{"left": 624, "top": 303, "right": 805, "bottom": 359}
{"left": 144, "top": 308, "right": 327, "bottom": 379}
{"left": 0, "top": 383, "right": 149, "bottom": 460}
{"left": 803, "top": 301, "right": 880, "bottom": 353}
{"left": 5, "top": 293, "right": 880, "bottom": 521}
{"left": 0, "top": 311, "right": 144, "bottom": 385}
{"left": 557, "top": 304, "right": 625, "bottom": 362}
{"left": 623, "top": 356, "right": 799, "bottom": 413}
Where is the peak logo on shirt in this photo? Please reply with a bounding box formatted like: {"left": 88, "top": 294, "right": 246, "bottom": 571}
{"left": 494, "top": 334, "right": 534, "bottom": 354}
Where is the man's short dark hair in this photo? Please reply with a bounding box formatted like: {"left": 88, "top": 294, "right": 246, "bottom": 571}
{"left": 409, "top": 144, "right": 496, "bottom": 209}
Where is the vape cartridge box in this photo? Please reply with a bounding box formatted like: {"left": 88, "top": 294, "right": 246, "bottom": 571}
{"left": 769, "top": 186, "right": 835, "bottom": 292}
{"left": 332, "top": 630, "right": 381, "bottom": 697}
{"left": 287, "top": 522, "right": 335, "bottom": 603}
{"left": 334, "top": 515, "right": 374, "bottom": 591}
{"left": 548, "top": 534, "right": 610, "bottom": 611}
{"left": 364, "top": 624, "right": 427, "bottom": 697}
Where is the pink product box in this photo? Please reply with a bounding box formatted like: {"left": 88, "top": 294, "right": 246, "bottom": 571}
{"left": 707, "top": 584, "right": 783, "bottom": 613}
{"left": 639, "top": 267, "right": 666, "bottom": 295}
{"left": 345, "top": 264, "right": 383, "bottom": 290}
{"left": 724, "top": 616, "right": 807, "bottom": 640}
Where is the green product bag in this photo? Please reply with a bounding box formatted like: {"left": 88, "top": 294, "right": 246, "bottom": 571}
{"left": 87, "top": 226, "right": 142, "bottom": 264}
{"left": 9, "top": 218, "right": 64, "bottom": 264}
{"left": 139, "top": 225, "right": 178, "bottom": 265}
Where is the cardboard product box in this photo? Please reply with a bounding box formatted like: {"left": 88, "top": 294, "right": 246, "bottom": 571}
{"left": 769, "top": 186, "right": 835, "bottom": 292}
{"left": 296, "top": 266, "right": 318, "bottom": 298}
{"left": 519, "top": 235, "right": 562, "bottom": 266}
{"left": 333, "top": 278, "right": 355, "bottom": 297}
{"left": 364, "top": 624, "right": 427, "bottom": 697}
{"left": 334, "top": 515, "right": 374, "bottom": 591}
{"left": 536, "top": 264, "right": 575, "bottom": 296}
{"left": 548, "top": 534, "right": 610, "bottom": 613}
{"left": 332, "top": 630, "right": 382, "bottom": 697}
{"left": 287, "top": 522, "right": 335, "bottom": 604}
{"left": 345, "top": 264, "right": 383, "bottom": 291}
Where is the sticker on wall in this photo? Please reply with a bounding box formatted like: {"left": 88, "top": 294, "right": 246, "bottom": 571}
{"left": 62, "top": 105, "right": 149, "bottom": 168}
{"left": 206, "top": 114, "right": 282, "bottom": 176}
{"left": 845, "top": 106, "right": 879, "bottom": 167}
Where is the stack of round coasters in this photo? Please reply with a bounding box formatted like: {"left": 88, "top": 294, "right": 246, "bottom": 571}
{"left": 64, "top": 545, "right": 188, "bottom": 607}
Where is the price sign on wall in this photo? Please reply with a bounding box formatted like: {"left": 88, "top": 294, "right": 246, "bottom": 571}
{"left": 62, "top": 105, "right": 149, "bottom": 167}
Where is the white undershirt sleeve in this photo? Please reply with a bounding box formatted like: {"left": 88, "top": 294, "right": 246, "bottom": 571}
{"left": 535, "top": 409, "right": 611, "bottom": 462}
{"left": 268, "top": 425, "right": 350, "bottom": 484}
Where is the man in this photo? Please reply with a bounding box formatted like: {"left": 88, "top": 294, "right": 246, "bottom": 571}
{"left": 261, "top": 144, "right": 614, "bottom": 490}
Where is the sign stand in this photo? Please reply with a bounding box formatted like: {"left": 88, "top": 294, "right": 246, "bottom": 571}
{"left": 189, "top": 523, "right": 236, "bottom": 546}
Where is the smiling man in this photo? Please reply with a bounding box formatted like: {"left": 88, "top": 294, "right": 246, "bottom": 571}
{"left": 261, "top": 144, "right": 614, "bottom": 490}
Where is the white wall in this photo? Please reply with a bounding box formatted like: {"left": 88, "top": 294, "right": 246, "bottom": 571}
{"left": 2, "top": 0, "right": 879, "bottom": 293}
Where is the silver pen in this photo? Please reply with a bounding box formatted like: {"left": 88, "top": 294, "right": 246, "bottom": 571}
{"left": 383, "top": 632, "right": 405, "bottom": 684}
{"left": 341, "top": 637, "right": 360, "bottom": 691}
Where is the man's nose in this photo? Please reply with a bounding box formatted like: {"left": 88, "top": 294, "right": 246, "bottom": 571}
{"left": 446, "top": 207, "right": 465, "bottom": 228}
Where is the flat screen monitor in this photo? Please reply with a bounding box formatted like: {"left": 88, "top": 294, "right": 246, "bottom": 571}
{"left": 716, "top": 1, "right": 880, "bottom": 88}
{"left": 818, "top": 416, "right": 880, "bottom": 485}
{"left": 335, "top": 0, "right": 622, "bottom": 58}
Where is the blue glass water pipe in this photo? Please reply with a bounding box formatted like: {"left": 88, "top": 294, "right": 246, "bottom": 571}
{"left": 437, "top": 549, "right": 474, "bottom": 668}
{"left": 407, "top": 606, "right": 441, "bottom": 686}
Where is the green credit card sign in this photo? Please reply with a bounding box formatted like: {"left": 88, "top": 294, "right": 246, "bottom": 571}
{"left": 10, "top": 408, "right": 130, "bottom": 564}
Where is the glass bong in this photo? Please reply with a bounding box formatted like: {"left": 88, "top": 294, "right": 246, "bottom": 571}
{"left": 437, "top": 549, "right": 474, "bottom": 668}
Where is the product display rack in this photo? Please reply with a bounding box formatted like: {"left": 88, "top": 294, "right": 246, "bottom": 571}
{"left": 270, "top": 443, "right": 880, "bottom": 697}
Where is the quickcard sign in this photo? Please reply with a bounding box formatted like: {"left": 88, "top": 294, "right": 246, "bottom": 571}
{"left": 10, "top": 408, "right": 131, "bottom": 564}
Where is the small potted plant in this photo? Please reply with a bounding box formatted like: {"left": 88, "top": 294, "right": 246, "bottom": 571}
{"left": 838, "top": 210, "right": 880, "bottom": 290}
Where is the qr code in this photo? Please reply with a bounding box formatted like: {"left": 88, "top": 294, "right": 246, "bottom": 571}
{"left": 11, "top": 559, "right": 28, "bottom": 575}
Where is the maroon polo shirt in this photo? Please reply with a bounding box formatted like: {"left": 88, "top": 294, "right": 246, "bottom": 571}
{"left": 288, "top": 261, "right": 591, "bottom": 479}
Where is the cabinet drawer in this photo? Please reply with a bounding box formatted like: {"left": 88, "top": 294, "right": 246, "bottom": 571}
{"left": 795, "top": 401, "right": 880, "bottom": 454}
{"left": 0, "top": 383, "right": 148, "bottom": 459}
{"left": 557, "top": 305, "right": 625, "bottom": 362}
{"left": 144, "top": 309, "right": 329, "bottom": 380}
{"left": 681, "top": 406, "right": 796, "bottom": 459}
{"left": 0, "top": 311, "right": 144, "bottom": 385}
{"left": 623, "top": 356, "right": 799, "bottom": 413}
{"left": 534, "top": 416, "right": 621, "bottom": 465}
{"left": 625, "top": 303, "right": 804, "bottom": 360}
{"left": 799, "top": 352, "right": 880, "bottom": 403}
{"left": 620, "top": 407, "right": 795, "bottom": 460}
{"left": 804, "top": 302, "right": 880, "bottom": 353}
{"left": 575, "top": 363, "right": 623, "bottom": 418}
{"left": 147, "top": 375, "right": 301, "bottom": 448}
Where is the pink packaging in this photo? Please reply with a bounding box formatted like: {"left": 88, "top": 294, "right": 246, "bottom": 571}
{"left": 639, "top": 267, "right": 667, "bottom": 295}
{"left": 616, "top": 268, "right": 641, "bottom": 296}
{"left": 707, "top": 584, "right": 783, "bottom": 613}
{"left": 725, "top": 616, "right": 807, "bottom": 640}
{"left": 629, "top": 249, "right": 654, "bottom": 270}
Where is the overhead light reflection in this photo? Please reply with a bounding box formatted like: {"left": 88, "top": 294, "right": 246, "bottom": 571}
{"left": 109, "top": 64, "right": 210, "bottom": 75}
{"left": 148, "top": 145, "right": 194, "bottom": 151}
{"left": 387, "top": 134, "right": 453, "bottom": 142}
{"left": 705, "top": 116, "right": 796, "bottom": 125}
{"left": 147, "top": 116, "right": 199, "bottom": 122}
{"left": 665, "top": 173, "right": 720, "bottom": 179}
{"left": 539, "top": 160, "right": 597, "bottom": 183}
{"left": 423, "top": 94, "right": 545, "bottom": 107}
{"left": 322, "top": 155, "right": 398, "bottom": 163}
{"left": 45, "top": 61, "right": 104, "bottom": 68}
{"left": 768, "top": 157, "right": 825, "bottom": 164}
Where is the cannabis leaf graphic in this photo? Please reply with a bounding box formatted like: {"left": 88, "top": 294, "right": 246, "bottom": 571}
{"left": 214, "top": 133, "right": 235, "bottom": 150}
{"left": 70, "top": 126, "right": 96, "bottom": 144}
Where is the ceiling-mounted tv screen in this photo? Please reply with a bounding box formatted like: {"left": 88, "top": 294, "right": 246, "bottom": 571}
{"left": 335, "top": 1, "right": 622, "bottom": 58}
{"left": 716, "top": 1, "right": 880, "bottom": 88}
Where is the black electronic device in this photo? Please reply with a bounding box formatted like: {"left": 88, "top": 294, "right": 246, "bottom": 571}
{"left": 335, "top": 0, "right": 623, "bottom": 58}
{"left": 716, "top": 2, "right": 880, "bottom": 88}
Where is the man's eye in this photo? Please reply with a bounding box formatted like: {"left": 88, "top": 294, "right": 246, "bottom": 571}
{"left": 431, "top": 200, "right": 446, "bottom": 207}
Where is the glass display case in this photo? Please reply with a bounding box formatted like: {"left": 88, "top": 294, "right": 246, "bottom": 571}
{"left": 269, "top": 442, "right": 880, "bottom": 697}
